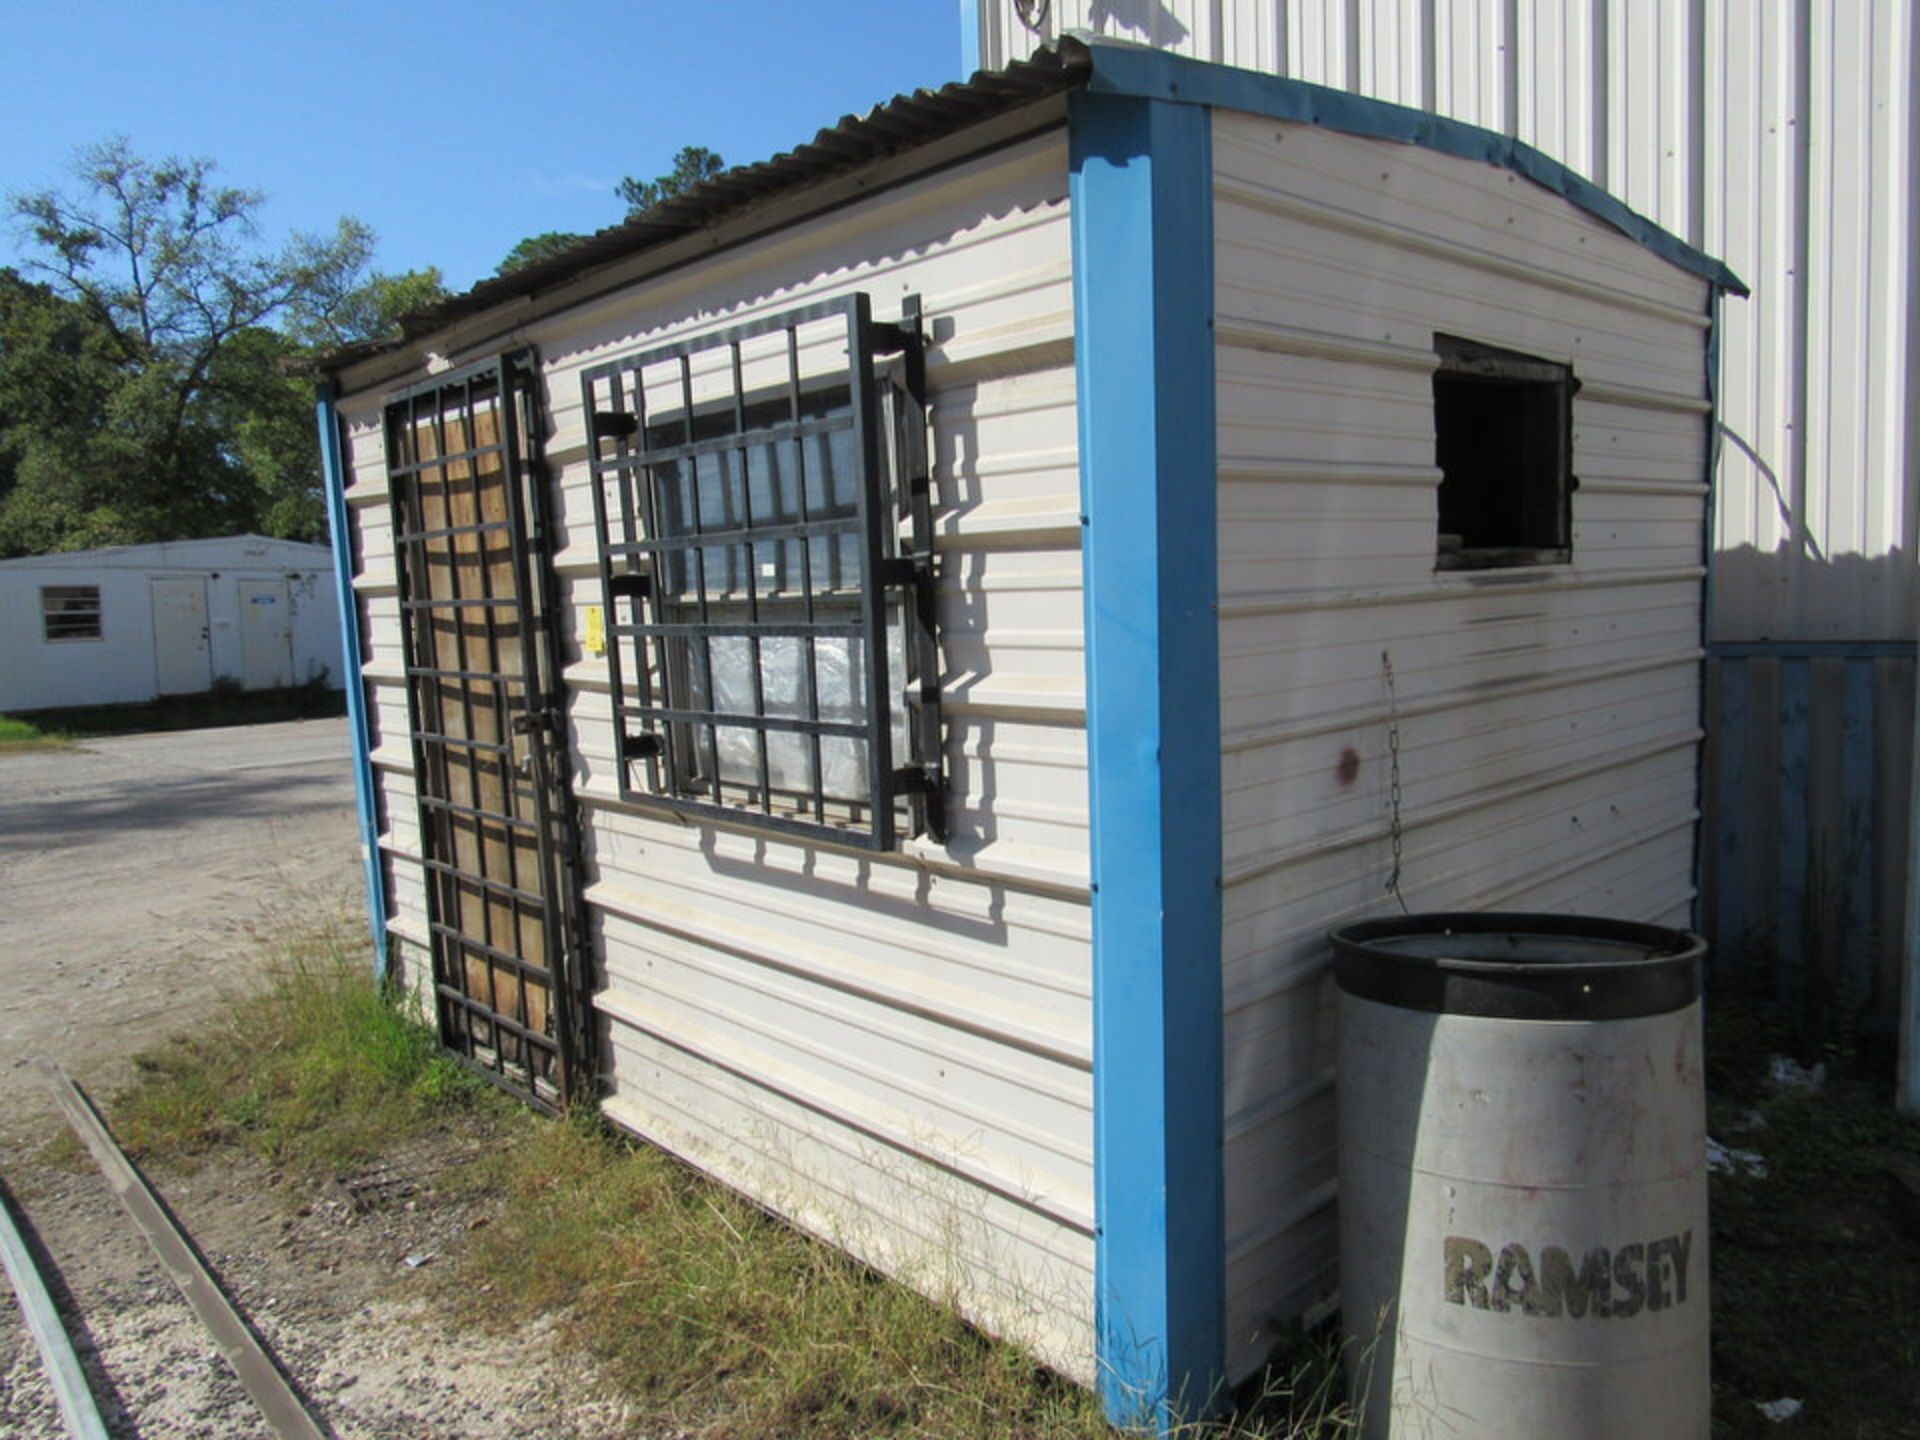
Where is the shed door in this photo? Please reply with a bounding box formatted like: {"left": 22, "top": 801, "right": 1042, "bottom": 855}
{"left": 383, "top": 353, "right": 591, "bottom": 1110}
{"left": 238, "top": 579, "right": 293, "bottom": 688}
{"left": 151, "top": 577, "right": 211, "bottom": 694}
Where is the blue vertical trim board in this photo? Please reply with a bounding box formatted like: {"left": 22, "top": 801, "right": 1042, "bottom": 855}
{"left": 1840, "top": 658, "right": 1876, "bottom": 995}
{"left": 1070, "top": 91, "right": 1226, "bottom": 1430}
{"left": 1714, "top": 659, "right": 1751, "bottom": 967}
{"left": 316, "top": 383, "right": 390, "bottom": 979}
{"left": 959, "top": 0, "right": 982, "bottom": 78}
{"left": 1776, "top": 657, "right": 1812, "bottom": 1002}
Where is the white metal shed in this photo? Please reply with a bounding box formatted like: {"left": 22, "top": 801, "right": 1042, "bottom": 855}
{"left": 0, "top": 535, "right": 343, "bottom": 713}
{"left": 316, "top": 39, "right": 1739, "bottom": 1429}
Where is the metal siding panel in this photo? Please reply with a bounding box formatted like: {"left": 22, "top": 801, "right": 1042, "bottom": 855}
{"left": 1211, "top": 110, "right": 1711, "bottom": 1380}
{"left": 341, "top": 135, "right": 1097, "bottom": 1379}
{"left": 977, "top": 2, "right": 1918, "bottom": 1031}
{"left": 1776, "top": 655, "right": 1812, "bottom": 996}
{"left": 978, "top": 4, "right": 1916, "bottom": 640}
{"left": 596, "top": 1028, "right": 1095, "bottom": 1378}
{"left": 1843, "top": 656, "right": 1877, "bottom": 998}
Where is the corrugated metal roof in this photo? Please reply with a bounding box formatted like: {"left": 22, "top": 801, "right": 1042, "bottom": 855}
{"left": 315, "top": 44, "right": 1090, "bottom": 373}
{"left": 322, "top": 32, "right": 1744, "bottom": 374}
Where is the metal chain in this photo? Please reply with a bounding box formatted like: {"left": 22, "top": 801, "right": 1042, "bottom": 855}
{"left": 1382, "top": 650, "right": 1408, "bottom": 914}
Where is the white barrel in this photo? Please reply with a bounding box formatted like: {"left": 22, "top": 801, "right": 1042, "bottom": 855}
{"left": 1331, "top": 914, "right": 1709, "bottom": 1440}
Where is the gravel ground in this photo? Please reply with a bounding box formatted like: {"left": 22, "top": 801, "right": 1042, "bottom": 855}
{"left": 0, "top": 721, "right": 623, "bottom": 1438}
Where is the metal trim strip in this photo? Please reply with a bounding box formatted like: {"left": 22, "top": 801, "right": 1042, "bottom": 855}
{"left": 1082, "top": 40, "right": 1748, "bottom": 295}
{"left": 317, "top": 381, "right": 390, "bottom": 978}
{"left": 1070, "top": 89, "right": 1226, "bottom": 1428}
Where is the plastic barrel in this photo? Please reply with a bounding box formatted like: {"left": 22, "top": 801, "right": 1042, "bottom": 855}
{"left": 1330, "top": 913, "right": 1709, "bottom": 1440}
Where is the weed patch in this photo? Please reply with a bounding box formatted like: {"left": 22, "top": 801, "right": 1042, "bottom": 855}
{"left": 113, "top": 923, "right": 497, "bottom": 1176}
{"left": 450, "top": 1114, "right": 1356, "bottom": 1439}
{"left": 109, "top": 925, "right": 1357, "bottom": 1438}
{"left": 0, "top": 714, "right": 72, "bottom": 751}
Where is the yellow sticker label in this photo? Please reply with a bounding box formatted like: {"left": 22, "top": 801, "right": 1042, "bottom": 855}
{"left": 583, "top": 604, "right": 606, "bottom": 656}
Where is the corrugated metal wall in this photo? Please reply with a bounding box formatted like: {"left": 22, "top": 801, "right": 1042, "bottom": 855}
{"left": 986, "top": 0, "right": 1917, "bottom": 638}
{"left": 337, "top": 129, "right": 1100, "bottom": 1378}
{"left": 985, "top": 0, "right": 1920, "bottom": 1022}
{"left": 1208, "top": 110, "right": 1713, "bottom": 1377}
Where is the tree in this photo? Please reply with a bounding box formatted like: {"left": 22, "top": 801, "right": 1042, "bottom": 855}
{"left": 616, "top": 146, "right": 725, "bottom": 217}
{"left": 2, "top": 139, "right": 380, "bottom": 554}
{"left": 289, "top": 264, "right": 447, "bottom": 350}
{"left": 496, "top": 232, "right": 583, "bottom": 275}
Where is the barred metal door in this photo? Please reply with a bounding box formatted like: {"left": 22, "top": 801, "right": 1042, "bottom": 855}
{"left": 383, "top": 353, "right": 589, "bottom": 1110}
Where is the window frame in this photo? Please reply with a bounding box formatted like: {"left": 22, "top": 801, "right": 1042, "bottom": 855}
{"left": 41, "top": 584, "right": 103, "bottom": 642}
{"left": 581, "top": 293, "right": 944, "bottom": 850}
{"left": 1431, "top": 333, "right": 1578, "bottom": 572}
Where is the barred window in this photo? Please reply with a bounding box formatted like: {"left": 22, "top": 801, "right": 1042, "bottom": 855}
{"left": 42, "top": 585, "right": 102, "bottom": 641}
{"left": 583, "top": 294, "right": 943, "bottom": 849}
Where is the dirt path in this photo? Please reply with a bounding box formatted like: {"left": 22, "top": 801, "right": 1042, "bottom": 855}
{"left": 0, "top": 722, "right": 623, "bottom": 1438}
{"left": 0, "top": 719, "right": 361, "bottom": 1138}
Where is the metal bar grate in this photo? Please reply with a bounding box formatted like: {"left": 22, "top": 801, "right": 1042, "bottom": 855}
{"left": 581, "top": 293, "right": 945, "bottom": 849}
{"left": 382, "top": 353, "right": 590, "bottom": 1111}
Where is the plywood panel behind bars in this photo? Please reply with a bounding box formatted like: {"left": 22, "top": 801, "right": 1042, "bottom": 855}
{"left": 408, "top": 403, "right": 550, "bottom": 1058}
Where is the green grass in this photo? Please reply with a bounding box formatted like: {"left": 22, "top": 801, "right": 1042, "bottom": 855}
{"left": 112, "top": 921, "right": 494, "bottom": 1176}
{"left": 0, "top": 714, "right": 72, "bottom": 751}
{"left": 446, "top": 1114, "right": 1357, "bottom": 1439}
{"left": 111, "top": 928, "right": 1358, "bottom": 1439}
{"left": 10, "top": 676, "right": 345, "bottom": 741}
{"left": 105, "top": 916, "right": 1920, "bottom": 1437}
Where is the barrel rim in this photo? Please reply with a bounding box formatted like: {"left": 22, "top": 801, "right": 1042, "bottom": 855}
{"left": 1329, "top": 911, "right": 1704, "bottom": 1020}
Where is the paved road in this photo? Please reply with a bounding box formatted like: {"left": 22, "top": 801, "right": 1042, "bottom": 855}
{"left": 0, "top": 718, "right": 361, "bottom": 1139}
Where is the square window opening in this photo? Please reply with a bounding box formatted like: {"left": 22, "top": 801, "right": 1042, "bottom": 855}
{"left": 42, "top": 585, "right": 102, "bottom": 641}
{"left": 1432, "top": 334, "right": 1575, "bottom": 570}
{"left": 582, "top": 294, "right": 944, "bottom": 851}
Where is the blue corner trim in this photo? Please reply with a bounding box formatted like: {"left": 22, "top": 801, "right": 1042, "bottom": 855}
{"left": 1071, "top": 38, "right": 1748, "bottom": 297}
{"left": 316, "top": 382, "right": 390, "bottom": 980}
{"left": 1071, "top": 90, "right": 1226, "bottom": 1430}
{"left": 959, "top": 0, "right": 981, "bottom": 79}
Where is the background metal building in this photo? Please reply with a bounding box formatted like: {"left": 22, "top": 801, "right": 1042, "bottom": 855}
{"left": 976, "top": 0, "right": 1919, "bottom": 1028}
{"left": 0, "top": 535, "right": 344, "bottom": 713}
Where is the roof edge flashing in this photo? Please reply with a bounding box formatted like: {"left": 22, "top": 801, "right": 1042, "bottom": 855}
{"left": 1070, "top": 37, "right": 1747, "bottom": 296}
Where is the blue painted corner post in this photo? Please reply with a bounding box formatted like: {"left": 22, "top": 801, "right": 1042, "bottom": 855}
{"left": 1070, "top": 91, "right": 1226, "bottom": 1430}
{"left": 316, "top": 382, "right": 390, "bottom": 980}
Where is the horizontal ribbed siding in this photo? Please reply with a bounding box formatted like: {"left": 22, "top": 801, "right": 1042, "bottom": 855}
{"left": 338, "top": 130, "right": 1096, "bottom": 1378}
{"left": 985, "top": 0, "right": 1919, "bottom": 642}
{"left": 1210, "top": 109, "right": 1711, "bottom": 1380}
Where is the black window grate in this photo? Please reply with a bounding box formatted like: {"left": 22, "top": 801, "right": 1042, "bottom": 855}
{"left": 582, "top": 293, "right": 943, "bottom": 849}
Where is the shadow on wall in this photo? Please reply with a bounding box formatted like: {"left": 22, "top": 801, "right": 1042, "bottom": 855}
{"left": 1702, "top": 544, "right": 1918, "bottom": 1042}
{"left": 1087, "top": 0, "right": 1190, "bottom": 47}
{"left": 1711, "top": 542, "right": 1915, "bottom": 646}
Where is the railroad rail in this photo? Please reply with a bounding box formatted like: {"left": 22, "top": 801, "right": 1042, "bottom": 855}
{"left": 0, "top": 1063, "right": 331, "bottom": 1440}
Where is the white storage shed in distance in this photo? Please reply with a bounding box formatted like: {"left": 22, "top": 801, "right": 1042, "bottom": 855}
{"left": 0, "top": 535, "right": 344, "bottom": 713}
{"left": 316, "top": 40, "right": 1741, "bottom": 1431}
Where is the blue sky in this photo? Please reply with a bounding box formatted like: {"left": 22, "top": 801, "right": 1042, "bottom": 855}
{"left": 0, "top": 1, "right": 964, "bottom": 293}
